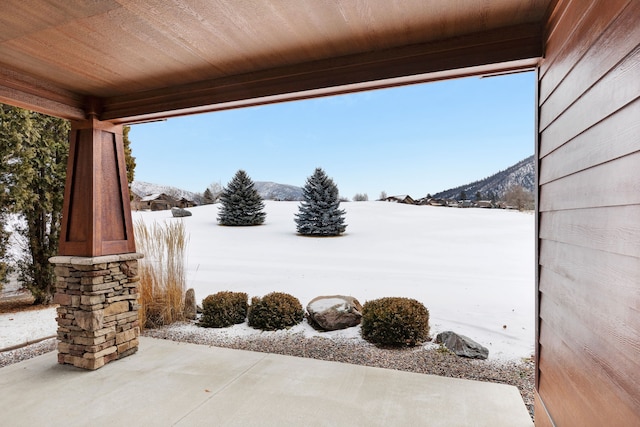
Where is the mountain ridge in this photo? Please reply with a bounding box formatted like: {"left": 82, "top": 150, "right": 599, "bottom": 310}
{"left": 131, "top": 180, "right": 304, "bottom": 203}
{"left": 432, "top": 155, "right": 534, "bottom": 200}
{"left": 132, "top": 155, "right": 535, "bottom": 204}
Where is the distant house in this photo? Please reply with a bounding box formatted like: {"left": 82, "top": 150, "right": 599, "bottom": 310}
{"left": 382, "top": 195, "right": 415, "bottom": 205}
{"left": 130, "top": 193, "right": 142, "bottom": 210}
{"left": 415, "top": 197, "right": 447, "bottom": 206}
{"left": 476, "top": 200, "right": 494, "bottom": 208}
{"left": 137, "top": 193, "right": 179, "bottom": 211}
{"left": 178, "top": 197, "right": 197, "bottom": 208}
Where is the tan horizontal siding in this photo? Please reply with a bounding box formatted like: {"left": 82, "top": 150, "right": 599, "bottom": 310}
{"left": 539, "top": 266, "right": 640, "bottom": 366}
{"left": 539, "top": 0, "right": 630, "bottom": 102}
{"left": 539, "top": 240, "right": 639, "bottom": 307}
{"left": 539, "top": 206, "right": 640, "bottom": 257}
{"left": 539, "top": 99, "right": 640, "bottom": 185}
{"left": 539, "top": 45, "right": 640, "bottom": 157}
{"left": 539, "top": 152, "right": 640, "bottom": 211}
{"left": 537, "top": 0, "right": 640, "bottom": 424}
{"left": 539, "top": 1, "right": 640, "bottom": 131}
{"left": 538, "top": 323, "right": 639, "bottom": 426}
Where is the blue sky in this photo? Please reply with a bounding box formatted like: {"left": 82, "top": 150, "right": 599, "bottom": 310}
{"left": 129, "top": 71, "right": 535, "bottom": 199}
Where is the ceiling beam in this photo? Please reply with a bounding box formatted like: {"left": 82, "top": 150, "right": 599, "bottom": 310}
{"left": 103, "top": 23, "right": 543, "bottom": 124}
{"left": 0, "top": 22, "right": 542, "bottom": 124}
{"left": 0, "top": 65, "right": 85, "bottom": 120}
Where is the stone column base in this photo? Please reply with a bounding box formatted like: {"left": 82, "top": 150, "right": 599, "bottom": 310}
{"left": 49, "top": 253, "right": 144, "bottom": 370}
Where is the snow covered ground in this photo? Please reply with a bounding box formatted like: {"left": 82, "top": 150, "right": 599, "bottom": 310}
{"left": 1, "top": 201, "right": 535, "bottom": 360}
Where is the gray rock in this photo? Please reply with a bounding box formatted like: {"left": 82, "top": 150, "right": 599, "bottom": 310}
{"left": 183, "top": 288, "right": 197, "bottom": 320}
{"left": 307, "top": 295, "right": 362, "bottom": 331}
{"left": 171, "top": 207, "right": 192, "bottom": 217}
{"left": 435, "top": 331, "right": 489, "bottom": 359}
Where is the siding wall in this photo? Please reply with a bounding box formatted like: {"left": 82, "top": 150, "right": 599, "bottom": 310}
{"left": 536, "top": 0, "right": 640, "bottom": 425}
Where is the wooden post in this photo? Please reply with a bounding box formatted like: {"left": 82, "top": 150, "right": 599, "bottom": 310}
{"left": 58, "top": 117, "right": 135, "bottom": 256}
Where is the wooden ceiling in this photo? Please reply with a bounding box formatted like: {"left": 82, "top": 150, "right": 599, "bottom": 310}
{"left": 0, "top": 0, "right": 552, "bottom": 124}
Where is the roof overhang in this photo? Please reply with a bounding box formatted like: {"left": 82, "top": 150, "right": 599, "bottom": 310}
{"left": 0, "top": 1, "right": 552, "bottom": 123}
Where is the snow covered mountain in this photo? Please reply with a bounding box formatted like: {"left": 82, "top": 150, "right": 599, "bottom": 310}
{"left": 253, "top": 181, "right": 303, "bottom": 201}
{"left": 131, "top": 180, "right": 303, "bottom": 204}
{"left": 433, "top": 155, "right": 535, "bottom": 200}
{"left": 131, "top": 181, "right": 203, "bottom": 204}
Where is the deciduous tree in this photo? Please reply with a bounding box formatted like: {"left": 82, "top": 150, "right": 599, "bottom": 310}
{"left": 503, "top": 185, "right": 534, "bottom": 211}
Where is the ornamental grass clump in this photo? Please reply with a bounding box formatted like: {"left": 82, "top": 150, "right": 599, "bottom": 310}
{"left": 135, "top": 219, "right": 189, "bottom": 330}
{"left": 199, "top": 291, "right": 248, "bottom": 328}
{"left": 248, "top": 292, "right": 304, "bottom": 331}
{"left": 361, "top": 297, "right": 430, "bottom": 346}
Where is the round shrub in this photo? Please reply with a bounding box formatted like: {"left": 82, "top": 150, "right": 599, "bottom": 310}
{"left": 361, "top": 297, "right": 430, "bottom": 346}
{"left": 199, "top": 291, "right": 248, "bottom": 328}
{"left": 248, "top": 292, "right": 304, "bottom": 331}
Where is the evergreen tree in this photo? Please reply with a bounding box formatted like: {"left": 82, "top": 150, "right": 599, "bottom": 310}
{"left": 203, "top": 188, "right": 215, "bottom": 204}
{"left": 0, "top": 218, "right": 8, "bottom": 290}
{"left": 459, "top": 190, "right": 467, "bottom": 200}
{"left": 123, "top": 125, "right": 136, "bottom": 198}
{"left": 203, "top": 181, "right": 222, "bottom": 204}
{"left": 217, "top": 170, "right": 266, "bottom": 226}
{"left": 295, "top": 168, "right": 347, "bottom": 236}
{"left": 0, "top": 104, "right": 69, "bottom": 304}
{"left": 0, "top": 106, "right": 21, "bottom": 287}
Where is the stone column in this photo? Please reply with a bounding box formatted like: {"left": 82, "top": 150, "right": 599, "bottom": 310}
{"left": 53, "top": 112, "right": 141, "bottom": 369}
{"left": 50, "top": 253, "right": 143, "bottom": 370}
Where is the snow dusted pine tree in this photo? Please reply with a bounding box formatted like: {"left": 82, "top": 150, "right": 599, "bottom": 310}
{"left": 295, "top": 168, "right": 347, "bottom": 236}
{"left": 217, "top": 170, "right": 266, "bottom": 226}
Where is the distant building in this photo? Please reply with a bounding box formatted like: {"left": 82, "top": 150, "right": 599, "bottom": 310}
{"left": 382, "top": 195, "right": 415, "bottom": 205}
{"left": 136, "top": 193, "right": 179, "bottom": 211}
{"left": 178, "top": 197, "right": 197, "bottom": 208}
{"left": 475, "top": 200, "right": 494, "bottom": 208}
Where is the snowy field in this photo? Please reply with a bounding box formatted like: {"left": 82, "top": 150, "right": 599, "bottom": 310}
{"left": 1, "top": 201, "right": 535, "bottom": 360}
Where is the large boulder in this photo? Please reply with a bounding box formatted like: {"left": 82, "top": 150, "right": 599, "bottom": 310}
{"left": 183, "top": 288, "right": 197, "bottom": 320}
{"left": 435, "top": 331, "right": 489, "bottom": 360}
{"left": 171, "top": 207, "right": 192, "bottom": 217}
{"left": 307, "top": 295, "right": 362, "bottom": 331}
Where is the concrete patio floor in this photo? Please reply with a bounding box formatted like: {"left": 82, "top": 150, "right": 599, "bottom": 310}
{"left": 0, "top": 337, "right": 533, "bottom": 426}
